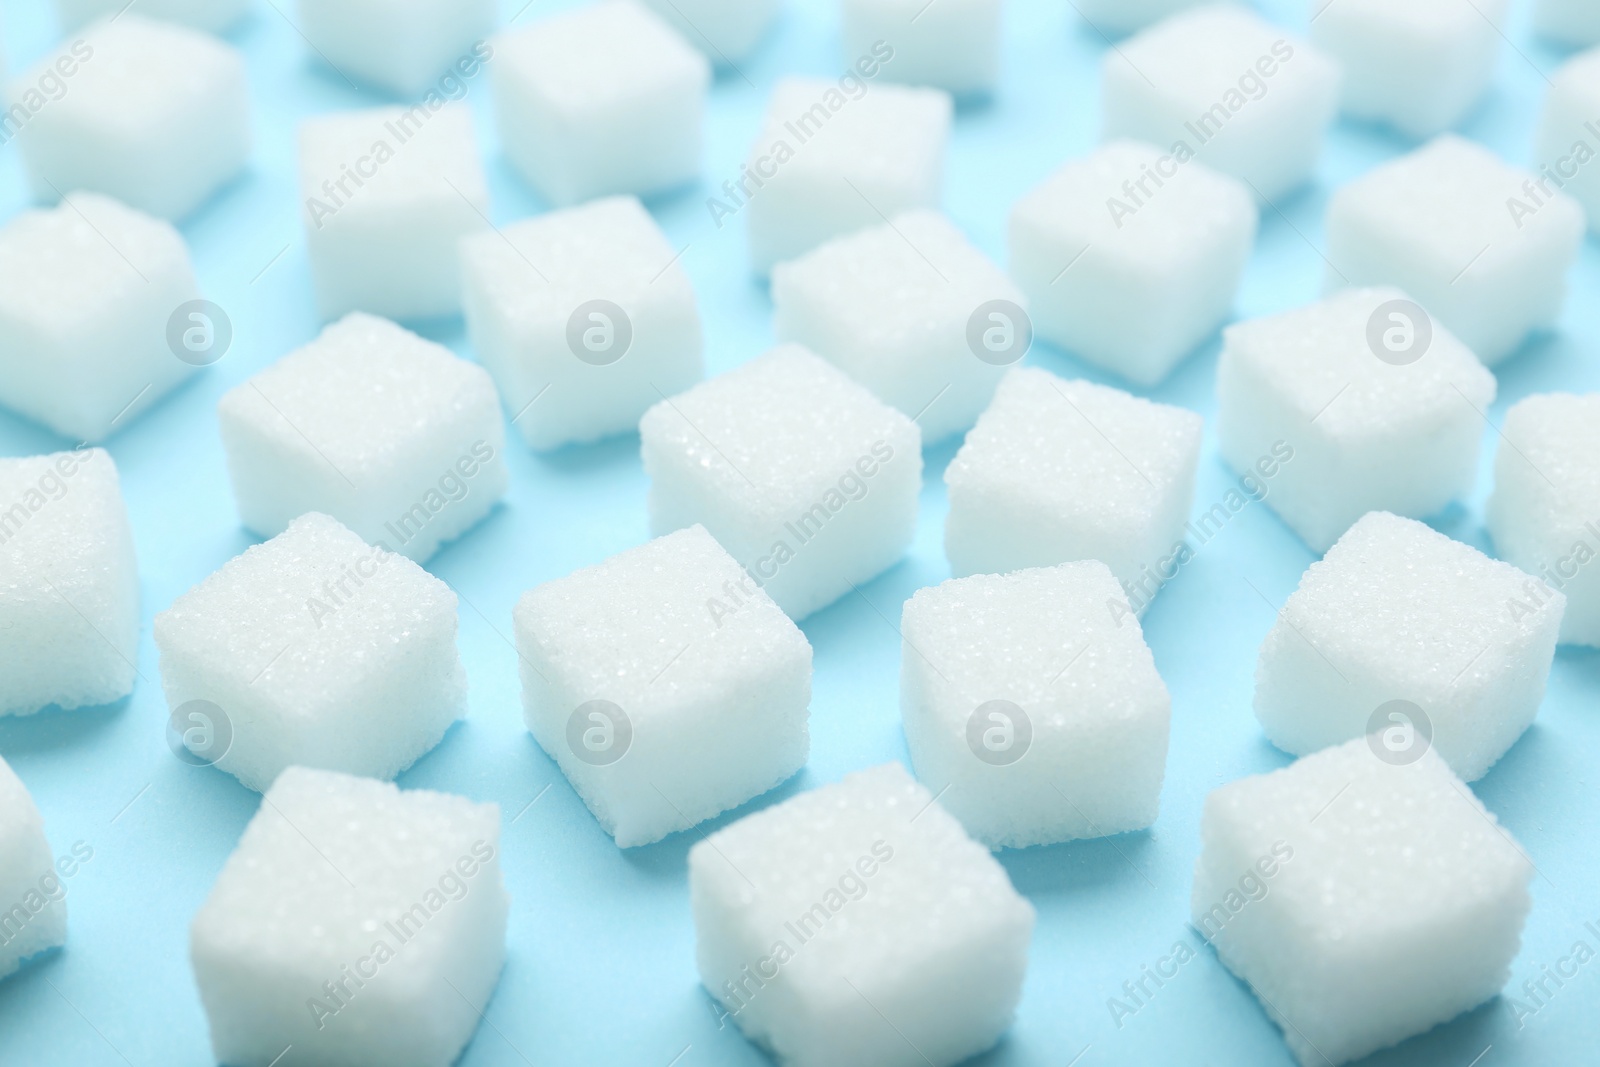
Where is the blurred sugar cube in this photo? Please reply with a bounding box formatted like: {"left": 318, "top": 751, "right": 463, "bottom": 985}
{"left": 690, "top": 763, "right": 1034, "bottom": 1067}
{"left": 514, "top": 526, "right": 812, "bottom": 847}
{"left": 299, "top": 104, "right": 489, "bottom": 321}
{"left": 1326, "top": 135, "right": 1585, "bottom": 364}
{"left": 1535, "top": 0, "right": 1600, "bottom": 46}
{"left": 0, "top": 449, "right": 138, "bottom": 717}
{"left": 640, "top": 345, "right": 922, "bottom": 620}
{"left": 1537, "top": 49, "right": 1600, "bottom": 235}
{"left": 191, "top": 767, "right": 509, "bottom": 1067}
{"left": 1073, "top": 0, "right": 1206, "bottom": 35}
{"left": 1217, "top": 287, "right": 1495, "bottom": 553}
{"left": 1194, "top": 739, "right": 1532, "bottom": 1066}
{"left": 1009, "top": 139, "right": 1256, "bottom": 386}
{"left": 55, "top": 0, "right": 249, "bottom": 33}
{"left": 944, "top": 367, "right": 1202, "bottom": 602}
{"left": 296, "top": 0, "right": 494, "bottom": 97}
{"left": 9, "top": 15, "right": 250, "bottom": 221}
{"left": 218, "top": 313, "right": 507, "bottom": 563}
{"left": 0, "top": 757, "right": 68, "bottom": 979}
{"left": 642, "top": 0, "right": 779, "bottom": 63}
{"left": 0, "top": 192, "right": 201, "bottom": 442}
{"left": 740, "top": 76, "right": 951, "bottom": 272}
{"left": 154, "top": 513, "right": 467, "bottom": 792}
{"left": 901, "top": 562, "right": 1171, "bottom": 848}
{"left": 461, "top": 196, "right": 703, "bottom": 451}
{"left": 840, "top": 0, "right": 1000, "bottom": 96}
{"left": 492, "top": 0, "right": 710, "bottom": 207}
{"left": 1254, "top": 512, "right": 1562, "bottom": 781}
{"left": 1488, "top": 393, "right": 1600, "bottom": 647}
{"left": 771, "top": 209, "right": 1023, "bottom": 442}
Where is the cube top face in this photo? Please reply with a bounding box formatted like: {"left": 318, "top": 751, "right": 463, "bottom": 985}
{"left": 298, "top": 104, "right": 487, "bottom": 217}
{"left": 1221, "top": 287, "right": 1495, "bottom": 442}
{"left": 0, "top": 448, "right": 127, "bottom": 584}
{"left": 1316, "top": 0, "right": 1506, "bottom": 37}
{"left": 756, "top": 76, "right": 953, "bottom": 184}
{"left": 1499, "top": 393, "right": 1600, "bottom": 520}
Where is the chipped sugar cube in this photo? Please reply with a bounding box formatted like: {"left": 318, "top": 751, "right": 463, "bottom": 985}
{"left": 1073, "top": 0, "right": 1206, "bottom": 35}
{"left": 0, "top": 756, "right": 69, "bottom": 980}
{"left": 690, "top": 762, "right": 1035, "bottom": 1067}
{"left": 1537, "top": 48, "right": 1600, "bottom": 235}
{"left": 55, "top": 0, "right": 249, "bottom": 33}
{"left": 190, "top": 767, "right": 509, "bottom": 1067}
{"left": 1535, "top": 0, "right": 1600, "bottom": 46}
{"left": 296, "top": 0, "right": 495, "bottom": 97}
{"left": 641, "top": 0, "right": 779, "bottom": 63}
{"left": 840, "top": 0, "right": 1000, "bottom": 95}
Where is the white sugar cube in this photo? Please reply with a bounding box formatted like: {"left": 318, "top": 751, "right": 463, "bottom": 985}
{"left": 1487, "top": 393, "right": 1600, "bottom": 648}
{"left": 153, "top": 514, "right": 467, "bottom": 792}
{"left": 1101, "top": 4, "right": 1340, "bottom": 201}
{"left": 1535, "top": 0, "right": 1600, "bottom": 46}
{"left": 771, "top": 209, "right": 1023, "bottom": 442}
{"left": 1194, "top": 739, "right": 1532, "bottom": 1066}
{"left": 944, "top": 367, "right": 1202, "bottom": 599}
{"left": 296, "top": 0, "right": 494, "bottom": 97}
{"left": 1254, "top": 512, "right": 1563, "bottom": 781}
{"left": 640, "top": 345, "right": 922, "bottom": 620}
{"left": 299, "top": 104, "right": 489, "bottom": 322}
{"left": 1008, "top": 139, "right": 1256, "bottom": 386}
{"left": 218, "top": 313, "right": 507, "bottom": 563}
{"left": 1073, "top": 0, "right": 1205, "bottom": 35}
{"left": 55, "top": 0, "right": 249, "bottom": 33}
{"left": 9, "top": 15, "right": 250, "bottom": 221}
{"left": 0, "top": 449, "right": 138, "bottom": 717}
{"left": 1326, "top": 135, "right": 1585, "bottom": 364}
{"left": 1536, "top": 48, "right": 1600, "bottom": 235}
{"left": 738, "top": 76, "right": 952, "bottom": 272}
{"left": 691, "top": 763, "right": 1034, "bottom": 1067}
{"left": 0, "top": 757, "right": 68, "bottom": 980}
{"left": 514, "top": 526, "right": 812, "bottom": 847}
{"left": 492, "top": 1, "right": 710, "bottom": 207}
{"left": 0, "top": 193, "right": 200, "bottom": 442}
{"left": 1217, "top": 287, "right": 1496, "bottom": 553}
{"left": 901, "top": 562, "right": 1170, "bottom": 848}
{"left": 840, "top": 0, "right": 1000, "bottom": 96}
{"left": 461, "top": 196, "right": 703, "bottom": 452}
{"left": 191, "top": 767, "right": 508, "bottom": 1067}
{"left": 642, "top": 0, "right": 779, "bottom": 63}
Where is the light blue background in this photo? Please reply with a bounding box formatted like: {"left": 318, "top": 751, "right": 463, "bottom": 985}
{"left": 0, "top": 0, "right": 1597, "bottom": 1064}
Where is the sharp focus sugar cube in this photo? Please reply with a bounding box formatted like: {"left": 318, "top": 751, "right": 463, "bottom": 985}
{"left": 218, "top": 313, "right": 507, "bottom": 563}
{"left": 514, "top": 526, "right": 812, "bottom": 847}
{"left": 491, "top": 1, "right": 710, "bottom": 207}
{"left": 741, "top": 76, "right": 952, "bottom": 272}
{"left": 1326, "top": 135, "right": 1585, "bottom": 364}
{"left": 901, "top": 562, "right": 1170, "bottom": 848}
{"left": 690, "top": 763, "right": 1035, "bottom": 1067}
{"left": 54, "top": 0, "right": 248, "bottom": 33}
{"left": 771, "top": 209, "right": 1023, "bottom": 442}
{"left": 1008, "top": 139, "right": 1256, "bottom": 386}
{"left": 640, "top": 345, "right": 922, "bottom": 620}
{"left": 1193, "top": 739, "right": 1532, "bottom": 1066}
{"left": 0, "top": 757, "right": 68, "bottom": 980}
{"left": 1217, "top": 287, "right": 1496, "bottom": 553}
{"left": 299, "top": 104, "right": 489, "bottom": 321}
{"left": 1487, "top": 393, "right": 1600, "bottom": 647}
{"left": 840, "top": 0, "right": 1000, "bottom": 95}
{"left": 191, "top": 767, "right": 509, "bottom": 1067}
{"left": 9, "top": 15, "right": 250, "bottom": 221}
{"left": 944, "top": 367, "right": 1202, "bottom": 599}
{"left": 1537, "top": 48, "right": 1600, "bottom": 235}
{"left": 1535, "top": 0, "right": 1600, "bottom": 46}
{"left": 296, "top": 0, "right": 495, "bottom": 97}
{"left": 641, "top": 0, "right": 778, "bottom": 63}
{"left": 1101, "top": 4, "right": 1340, "bottom": 201}
{"left": 1072, "top": 0, "right": 1205, "bottom": 35}
{"left": 1254, "top": 512, "right": 1563, "bottom": 781}
{"left": 153, "top": 513, "right": 467, "bottom": 792}
{"left": 0, "top": 449, "right": 138, "bottom": 716}
{"left": 460, "top": 196, "right": 703, "bottom": 451}
{"left": 0, "top": 193, "right": 200, "bottom": 442}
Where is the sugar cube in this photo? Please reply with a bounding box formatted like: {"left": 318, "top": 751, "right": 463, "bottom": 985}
{"left": 514, "top": 526, "right": 811, "bottom": 847}
{"left": 1101, "top": 4, "right": 1340, "bottom": 201}
{"left": 0, "top": 192, "right": 201, "bottom": 442}
{"left": 153, "top": 513, "right": 467, "bottom": 792}
{"left": 491, "top": 1, "right": 710, "bottom": 207}
{"left": 1326, "top": 135, "right": 1585, "bottom": 365}
{"left": 1072, "top": 0, "right": 1205, "bottom": 35}
{"left": 0, "top": 756, "right": 70, "bottom": 980}
{"left": 1536, "top": 48, "right": 1600, "bottom": 235}
{"left": 296, "top": 0, "right": 495, "bottom": 97}
{"left": 738, "top": 75, "right": 952, "bottom": 273}
{"left": 770, "top": 209, "right": 1024, "bottom": 442}
{"left": 299, "top": 104, "right": 489, "bottom": 322}
{"left": 55, "top": 0, "right": 249, "bottom": 33}
{"left": 944, "top": 367, "right": 1202, "bottom": 598}
{"left": 901, "top": 562, "right": 1171, "bottom": 848}
{"left": 0, "top": 449, "right": 138, "bottom": 717}
{"left": 1008, "top": 139, "right": 1256, "bottom": 386}
{"left": 191, "top": 767, "right": 509, "bottom": 1067}
{"left": 8, "top": 15, "right": 250, "bottom": 221}
{"left": 641, "top": 0, "right": 779, "bottom": 64}
{"left": 1194, "top": 739, "right": 1532, "bottom": 1066}
{"left": 1254, "top": 512, "right": 1563, "bottom": 782}
{"left": 460, "top": 195, "right": 703, "bottom": 452}
{"left": 691, "top": 762, "right": 1035, "bottom": 1067}
{"left": 840, "top": 0, "right": 1000, "bottom": 96}
{"left": 1535, "top": 0, "right": 1600, "bottom": 46}
{"left": 218, "top": 313, "right": 507, "bottom": 563}
{"left": 1217, "top": 287, "right": 1495, "bottom": 553}
{"left": 1487, "top": 393, "right": 1600, "bottom": 648}
{"left": 640, "top": 345, "right": 922, "bottom": 620}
